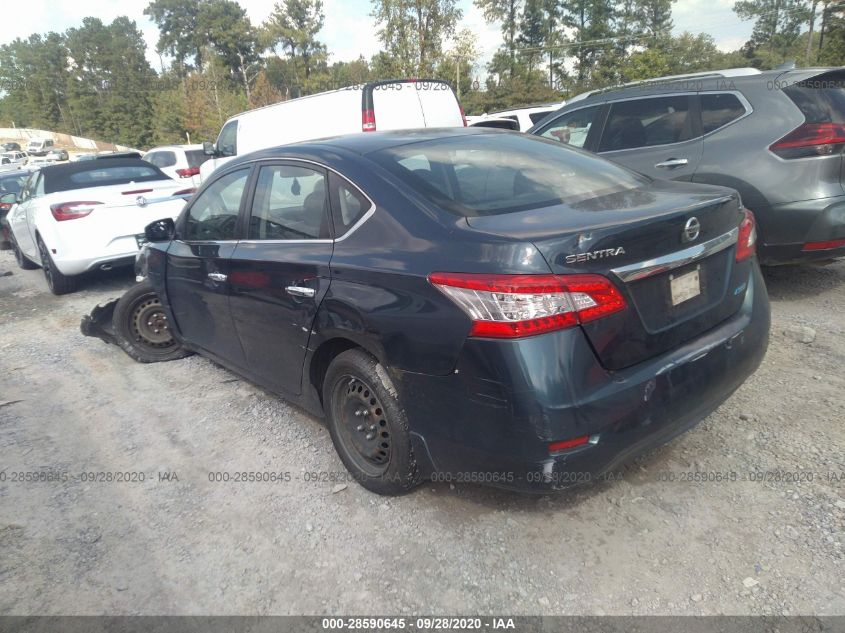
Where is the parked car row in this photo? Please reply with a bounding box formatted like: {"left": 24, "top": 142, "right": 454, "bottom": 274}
{"left": 6, "top": 69, "right": 843, "bottom": 496}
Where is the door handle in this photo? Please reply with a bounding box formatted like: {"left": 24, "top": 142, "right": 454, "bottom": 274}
{"left": 207, "top": 272, "right": 227, "bottom": 282}
{"left": 654, "top": 158, "right": 689, "bottom": 169}
{"left": 286, "top": 286, "right": 316, "bottom": 298}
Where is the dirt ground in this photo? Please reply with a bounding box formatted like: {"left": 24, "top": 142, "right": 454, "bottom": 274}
{"left": 0, "top": 248, "right": 843, "bottom": 616}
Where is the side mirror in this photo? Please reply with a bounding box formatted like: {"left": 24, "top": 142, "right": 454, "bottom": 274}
{"left": 144, "top": 217, "right": 176, "bottom": 243}
{"left": 0, "top": 192, "right": 19, "bottom": 206}
{"left": 202, "top": 141, "right": 217, "bottom": 156}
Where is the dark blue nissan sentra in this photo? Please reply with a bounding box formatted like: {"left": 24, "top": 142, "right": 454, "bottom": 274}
{"left": 85, "top": 128, "right": 770, "bottom": 494}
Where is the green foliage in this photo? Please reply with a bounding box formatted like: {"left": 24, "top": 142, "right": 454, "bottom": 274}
{"left": 263, "top": 0, "right": 327, "bottom": 95}
{"left": 371, "top": 0, "right": 463, "bottom": 75}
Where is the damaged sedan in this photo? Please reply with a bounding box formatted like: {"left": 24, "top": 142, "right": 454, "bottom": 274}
{"left": 83, "top": 128, "right": 770, "bottom": 494}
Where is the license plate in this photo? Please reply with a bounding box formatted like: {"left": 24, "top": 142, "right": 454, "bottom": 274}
{"left": 135, "top": 233, "right": 147, "bottom": 249}
{"left": 669, "top": 267, "right": 701, "bottom": 306}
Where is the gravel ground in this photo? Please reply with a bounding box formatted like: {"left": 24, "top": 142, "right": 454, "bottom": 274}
{"left": 0, "top": 249, "right": 843, "bottom": 616}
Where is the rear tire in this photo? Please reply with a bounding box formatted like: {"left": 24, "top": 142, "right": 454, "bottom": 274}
{"left": 11, "top": 232, "right": 37, "bottom": 270}
{"left": 112, "top": 281, "right": 191, "bottom": 363}
{"left": 323, "top": 349, "right": 419, "bottom": 495}
{"left": 37, "top": 237, "right": 77, "bottom": 294}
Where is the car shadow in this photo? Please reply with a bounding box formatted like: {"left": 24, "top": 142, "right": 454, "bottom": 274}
{"left": 762, "top": 260, "right": 845, "bottom": 301}
{"left": 76, "top": 266, "right": 138, "bottom": 295}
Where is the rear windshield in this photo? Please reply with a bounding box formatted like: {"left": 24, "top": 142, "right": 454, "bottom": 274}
{"left": 784, "top": 74, "right": 845, "bottom": 123}
{"left": 186, "top": 150, "right": 211, "bottom": 168}
{"left": 369, "top": 133, "right": 646, "bottom": 216}
{"left": 45, "top": 164, "right": 167, "bottom": 194}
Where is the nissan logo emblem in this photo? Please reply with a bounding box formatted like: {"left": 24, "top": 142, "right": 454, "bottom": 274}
{"left": 683, "top": 217, "right": 701, "bottom": 242}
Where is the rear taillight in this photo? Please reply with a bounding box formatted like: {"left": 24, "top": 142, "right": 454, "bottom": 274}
{"left": 428, "top": 273, "right": 627, "bottom": 339}
{"left": 50, "top": 201, "right": 103, "bottom": 221}
{"left": 736, "top": 208, "right": 757, "bottom": 262}
{"left": 769, "top": 122, "right": 845, "bottom": 159}
{"left": 460, "top": 106, "right": 468, "bottom": 127}
{"left": 362, "top": 109, "right": 377, "bottom": 132}
{"left": 176, "top": 166, "right": 200, "bottom": 178}
{"left": 803, "top": 237, "right": 845, "bottom": 251}
{"left": 548, "top": 435, "right": 591, "bottom": 453}
{"left": 0, "top": 202, "right": 11, "bottom": 211}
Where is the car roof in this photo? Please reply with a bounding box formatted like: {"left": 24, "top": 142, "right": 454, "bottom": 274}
{"left": 146, "top": 144, "right": 203, "bottom": 151}
{"left": 0, "top": 169, "right": 30, "bottom": 178}
{"left": 231, "top": 128, "right": 506, "bottom": 164}
{"left": 38, "top": 157, "right": 160, "bottom": 176}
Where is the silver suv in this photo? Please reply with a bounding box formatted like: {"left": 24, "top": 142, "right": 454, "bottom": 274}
{"left": 529, "top": 67, "right": 845, "bottom": 265}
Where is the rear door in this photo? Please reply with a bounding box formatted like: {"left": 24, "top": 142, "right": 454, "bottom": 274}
{"left": 597, "top": 95, "right": 703, "bottom": 181}
{"left": 371, "top": 82, "right": 427, "bottom": 130}
{"left": 166, "top": 167, "right": 252, "bottom": 365}
{"left": 227, "top": 162, "right": 334, "bottom": 395}
{"left": 414, "top": 81, "right": 464, "bottom": 127}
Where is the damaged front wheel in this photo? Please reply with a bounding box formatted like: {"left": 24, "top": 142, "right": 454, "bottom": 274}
{"left": 112, "top": 281, "right": 191, "bottom": 363}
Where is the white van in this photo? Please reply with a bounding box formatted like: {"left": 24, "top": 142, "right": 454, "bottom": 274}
{"left": 26, "top": 138, "right": 54, "bottom": 156}
{"left": 200, "top": 79, "right": 465, "bottom": 182}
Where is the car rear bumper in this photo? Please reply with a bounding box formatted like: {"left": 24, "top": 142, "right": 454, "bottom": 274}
{"left": 759, "top": 196, "right": 845, "bottom": 264}
{"left": 397, "top": 262, "right": 770, "bottom": 492}
{"left": 53, "top": 253, "right": 137, "bottom": 275}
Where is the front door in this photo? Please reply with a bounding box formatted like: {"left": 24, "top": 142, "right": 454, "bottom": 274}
{"left": 228, "top": 162, "right": 334, "bottom": 395}
{"left": 165, "top": 167, "right": 252, "bottom": 366}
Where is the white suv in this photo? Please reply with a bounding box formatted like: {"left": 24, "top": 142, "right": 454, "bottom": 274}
{"left": 143, "top": 144, "right": 210, "bottom": 188}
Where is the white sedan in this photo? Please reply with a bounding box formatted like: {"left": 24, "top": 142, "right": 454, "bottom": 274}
{"left": 4, "top": 158, "right": 192, "bottom": 294}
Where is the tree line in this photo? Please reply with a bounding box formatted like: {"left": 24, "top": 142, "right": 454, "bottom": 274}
{"left": 1, "top": 0, "right": 843, "bottom": 149}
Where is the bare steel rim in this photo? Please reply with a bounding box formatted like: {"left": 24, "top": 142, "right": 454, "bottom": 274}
{"left": 331, "top": 374, "right": 392, "bottom": 477}
{"left": 131, "top": 296, "right": 176, "bottom": 349}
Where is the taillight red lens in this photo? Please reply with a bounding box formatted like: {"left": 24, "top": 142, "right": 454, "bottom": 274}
{"left": 428, "top": 272, "right": 627, "bottom": 339}
{"left": 769, "top": 123, "right": 845, "bottom": 158}
{"left": 460, "top": 106, "right": 468, "bottom": 127}
{"left": 176, "top": 166, "right": 200, "bottom": 178}
{"left": 50, "top": 201, "right": 103, "bottom": 221}
{"left": 736, "top": 208, "right": 757, "bottom": 262}
{"left": 362, "top": 109, "right": 376, "bottom": 132}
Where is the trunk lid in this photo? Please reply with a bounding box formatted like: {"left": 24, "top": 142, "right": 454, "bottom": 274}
{"left": 466, "top": 179, "right": 750, "bottom": 369}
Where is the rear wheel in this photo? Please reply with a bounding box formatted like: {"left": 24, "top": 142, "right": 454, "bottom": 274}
{"left": 112, "top": 281, "right": 191, "bottom": 363}
{"left": 11, "top": 232, "right": 37, "bottom": 269}
{"left": 323, "top": 349, "right": 419, "bottom": 495}
{"left": 37, "top": 237, "right": 77, "bottom": 295}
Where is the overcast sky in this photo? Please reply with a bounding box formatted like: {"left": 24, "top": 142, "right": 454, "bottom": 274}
{"left": 1, "top": 0, "right": 754, "bottom": 77}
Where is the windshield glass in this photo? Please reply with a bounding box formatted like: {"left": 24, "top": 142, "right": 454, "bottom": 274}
{"left": 369, "top": 133, "right": 647, "bottom": 216}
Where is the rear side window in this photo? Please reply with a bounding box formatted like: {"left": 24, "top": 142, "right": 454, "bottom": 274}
{"left": 329, "top": 172, "right": 370, "bottom": 235}
{"left": 538, "top": 106, "right": 599, "bottom": 149}
{"left": 371, "top": 133, "right": 646, "bottom": 217}
{"left": 784, "top": 77, "right": 845, "bottom": 124}
{"left": 145, "top": 151, "right": 177, "bottom": 168}
{"left": 599, "top": 96, "right": 692, "bottom": 152}
{"left": 250, "top": 165, "right": 329, "bottom": 240}
{"left": 701, "top": 93, "right": 747, "bottom": 133}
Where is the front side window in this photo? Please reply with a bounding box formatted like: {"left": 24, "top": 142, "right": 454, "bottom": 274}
{"left": 538, "top": 106, "right": 599, "bottom": 149}
{"left": 701, "top": 93, "right": 747, "bottom": 134}
{"left": 599, "top": 96, "right": 692, "bottom": 152}
{"left": 249, "top": 165, "right": 328, "bottom": 240}
{"left": 184, "top": 168, "right": 249, "bottom": 241}
{"left": 217, "top": 120, "right": 238, "bottom": 157}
